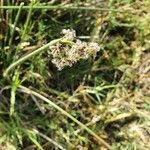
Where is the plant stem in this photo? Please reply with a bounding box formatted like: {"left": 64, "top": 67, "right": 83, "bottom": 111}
{"left": 0, "top": 5, "right": 134, "bottom": 13}
{"left": 21, "top": 1, "right": 34, "bottom": 40}
{"left": 10, "top": 71, "right": 20, "bottom": 116}
{"left": 32, "top": 129, "right": 66, "bottom": 150}
{"left": 9, "top": 2, "right": 24, "bottom": 46}
{"left": 19, "top": 85, "right": 111, "bottom": 149}
{"left": 3, "top": 38, "right": 62, "bottom": 77}
{"left": 10, "top": 84, "right": 16, "bottom": 115}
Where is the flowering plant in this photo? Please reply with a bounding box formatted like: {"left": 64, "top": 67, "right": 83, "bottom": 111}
{"left": 4, "top": 29, "right": 100, "bottom": 77}
{"left": 49, "top": 29, "right": 100, "bottom": 70}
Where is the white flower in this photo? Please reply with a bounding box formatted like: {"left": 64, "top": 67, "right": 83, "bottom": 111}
{"left": 88, "top": 42, "right": 100, "bottom": 52}
{"left": 61, "top": 29, "right": 76, "bottom": 41}
{"left": 49, "top": 29, "right": 100, "bottom": 70}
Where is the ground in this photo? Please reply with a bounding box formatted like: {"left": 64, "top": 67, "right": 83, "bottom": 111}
{"left": 0, "top": 0, "right": 150, "bottom": 150}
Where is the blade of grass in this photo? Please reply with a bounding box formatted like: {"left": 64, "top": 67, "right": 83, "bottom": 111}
{"left": 9, "top": 2, "right": 24, "bottom": 46}
{"left": 10, "top": 71, "right": 20, "bottom": 116}
{"left": 0, "top": 5, "right": 138, "bottom": 14}
{"left": 21, "top": 1, "right": 34, "bottom": 40}
{"left": 18, "top": 85, "right": 111, "bottom": 149}
{"left": 10, "top": 84, "right": 16, "bottom": 116}
{"left": 26, "top": 130, "right": 44, "bottom": 150}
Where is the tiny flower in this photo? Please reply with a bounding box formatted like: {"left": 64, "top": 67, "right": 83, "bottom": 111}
{"left": 49, "top": 29, "right": 100, "bottom": 70}
{"left": 61, "top": 29, "right": 76, "bottom": 41}
{"left": 88, "top": 42, "right": 100, "bottom": 52}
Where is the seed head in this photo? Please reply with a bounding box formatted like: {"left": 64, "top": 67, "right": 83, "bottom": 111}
{"left": 49, "top": 29, "right": 100, "bottom": 70}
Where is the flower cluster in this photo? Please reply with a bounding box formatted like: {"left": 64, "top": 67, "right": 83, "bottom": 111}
{"left": 61, "top": 29, "right": 76, "bottom": 41}
{"left": 49, "top": 29, "right": 100, "bottom": 70}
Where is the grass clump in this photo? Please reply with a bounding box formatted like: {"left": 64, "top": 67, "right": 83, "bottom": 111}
{"left": 0, "top": 0, "right": 150, "bottom": 149}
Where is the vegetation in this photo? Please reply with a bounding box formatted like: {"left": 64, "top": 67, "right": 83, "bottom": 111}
{"left": 0, "top": 0, "right": 150, "bottom": 149}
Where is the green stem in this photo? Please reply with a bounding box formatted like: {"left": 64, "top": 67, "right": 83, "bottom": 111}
{"left": 4, "top": 10, "right": 9, "bottom": 45}
{"left": 3, "top": 38, "right": 62, "bottom": 77}
{"left": 19, "top": 85, "right": 111, "bottom": 149}
{"left": 10, "top": 85, "right": 16, "bottom": 115}
{"left": 21, "top": 1, "right": 34, "bottom": 40}
{"left": 9, "top": 2, "right": 24, "bottom": 46}
{"left": 0, "top": 5, "right": 134, "bottom": 13}
{"left": 10, "top": 71, "right": 20, "bottom": 116}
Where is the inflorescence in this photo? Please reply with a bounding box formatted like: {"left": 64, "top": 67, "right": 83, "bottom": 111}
{"left": 49, "top": 29, "right": 100, "bottom": 70}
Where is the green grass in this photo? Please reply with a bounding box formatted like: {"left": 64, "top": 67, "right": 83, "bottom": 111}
{"left": 0, "top": 0, "right": 150, "bottom": 150}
